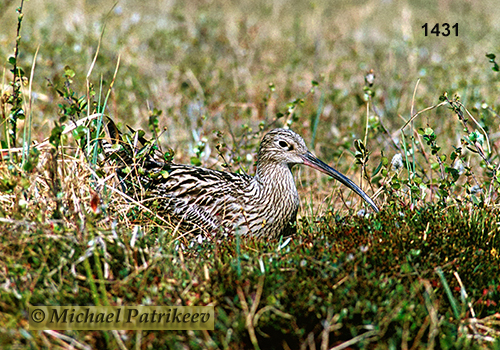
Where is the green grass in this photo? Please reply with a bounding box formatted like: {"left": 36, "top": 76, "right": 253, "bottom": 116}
{"left": 0, "top": 0, "right": 500, "bottom": 348}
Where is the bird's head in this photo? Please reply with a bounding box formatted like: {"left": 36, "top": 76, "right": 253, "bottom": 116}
{"left": 257, "top": 128, "right": 379, "bottom": 212}
{"left": 257, "top": 128, "right": 309, "bottom": 166}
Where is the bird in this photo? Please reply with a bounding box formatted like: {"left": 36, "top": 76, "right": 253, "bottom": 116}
{"left": 101, "top": 119, "right": 379, "bottom": 239}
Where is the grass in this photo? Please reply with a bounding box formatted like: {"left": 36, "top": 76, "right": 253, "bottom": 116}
{"left": 0, "top": 0, "right": 500, "bottom": 348}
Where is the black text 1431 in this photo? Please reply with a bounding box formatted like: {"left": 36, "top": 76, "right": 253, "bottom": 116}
{"left": 422, "top": 23, "right": 458, "bottom": 36}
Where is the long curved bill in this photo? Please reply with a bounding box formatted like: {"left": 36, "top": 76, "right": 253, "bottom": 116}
{"left": 301, "top": 152, "right": 379, "bottom": 212}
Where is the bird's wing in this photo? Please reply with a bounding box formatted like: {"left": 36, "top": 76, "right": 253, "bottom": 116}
{"left": 145, "top": 164, "right": 254, "bottom": 232}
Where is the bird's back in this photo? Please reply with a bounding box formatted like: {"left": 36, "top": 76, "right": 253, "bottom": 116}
{"left": 142, "top": 162, "right": 256, "bottom": 234}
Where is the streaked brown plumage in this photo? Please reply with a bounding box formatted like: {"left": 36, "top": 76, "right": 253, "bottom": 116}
{"left": 102, "top": 120, "right": 379, "bottom": 238}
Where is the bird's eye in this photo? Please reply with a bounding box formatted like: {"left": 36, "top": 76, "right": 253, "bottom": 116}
{"left": 278, "top": 140, "right": 293, "bottom": 150}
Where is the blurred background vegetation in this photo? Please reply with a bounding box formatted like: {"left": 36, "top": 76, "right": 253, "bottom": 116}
{"left": 2, "top": 0, "right": 499, "bottom": 207}
{"left": 1, "top": 0, "right": 497, "bottom": 150}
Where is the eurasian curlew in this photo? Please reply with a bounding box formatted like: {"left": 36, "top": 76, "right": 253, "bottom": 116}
{"left": 102, "top": 119, "right": 379, "bottom": 238}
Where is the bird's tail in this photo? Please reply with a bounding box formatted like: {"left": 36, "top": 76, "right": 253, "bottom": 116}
{"left": 100, "top": 117, "right": 173, "bottom": 195}
{"left": 101, "top": 117, "right": 169, "bottom": 165}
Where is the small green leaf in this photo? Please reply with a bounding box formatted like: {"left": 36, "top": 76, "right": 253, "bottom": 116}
{"left": 72, "top": 125, "right": 89, "bottom": 141}
{"left": 471, "top": 195, "right": 482, "bottom": 206}
{"left": 190, "top": 157, "right": 202, "bottom": 166}
{"left": 64, "top": 65, "right": 75, "bottom": 78}
{"left": 160, "top": 170, "right": 169, "bottom": 179}
{"left": 354, "top": 139, "right": 365, "bottom": 153}
{"left": 400, "top": 263, "right": 412, "bottom": 274}
{"left": 446, "top": 168, "right": 459, "bottom": 181}
{"left": 410, "top": 249, "right": 421, "bottom": 256}
{"left": 410, "top": 185, "right": 420, "bottom": 194}
{"left": 450, "top": 151, "right": 457, "bottom": 161}
{"left": 372, "top": 159, "right": 384, "bottom": 176}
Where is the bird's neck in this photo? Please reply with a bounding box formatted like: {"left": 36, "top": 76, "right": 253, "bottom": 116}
{"left": 255, "top": 162, "right": 297, "bottom": 193}
{"left": 251, "top": 161, "right": 299, "bottom": 236}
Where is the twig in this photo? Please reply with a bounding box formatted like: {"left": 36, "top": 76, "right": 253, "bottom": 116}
{"left": 236, "top": 275, "right": 265, "bottom": 350}
{"left": 400, "top": 101, "right": 448, "bottom": 131}
{"left": 43, "top": 330, "right": 92, "bottom": 350}
{"left": 329, "top": 330, "right": 378, "bottom": 350}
